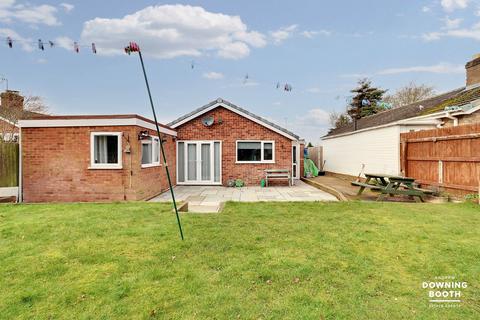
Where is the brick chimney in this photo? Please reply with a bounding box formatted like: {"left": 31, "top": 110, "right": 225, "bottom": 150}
{"left": 0, "top": 90, "right": 24, "bottom": 111}
{"left": 466, "top": 54, "right": 480, "bottom": 87}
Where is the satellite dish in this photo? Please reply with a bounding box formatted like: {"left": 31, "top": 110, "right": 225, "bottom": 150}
{"left": 202, "top": 116, "right": 214, "bottom": 127}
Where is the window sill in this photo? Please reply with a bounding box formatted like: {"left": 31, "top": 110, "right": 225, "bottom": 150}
{"left": 88, "top": 165, "right": 123, "bottom": 170}
{"left": 141, "top": 163, "right": 162, "bottom": 168}
{"left": 235, "top": 161, "right": 275, "bottom": 164}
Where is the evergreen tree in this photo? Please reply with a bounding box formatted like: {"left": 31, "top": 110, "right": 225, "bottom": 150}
{"left": 347, "top": 79, "right": 387, "bottom": 119}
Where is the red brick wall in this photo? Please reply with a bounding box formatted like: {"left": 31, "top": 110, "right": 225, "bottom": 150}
{"left": 21, "top": 125, "right": 175, "bottom": 202}
{"left": 175, "top": 106, "right": 295, "bottom": 186}
{"left": 0, "top": 118, "right": 18, "bottom": 140}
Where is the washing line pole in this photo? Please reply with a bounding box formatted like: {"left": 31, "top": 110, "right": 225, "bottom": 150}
{"left": 126, "top": 42, "right": 184, "bottom": 240}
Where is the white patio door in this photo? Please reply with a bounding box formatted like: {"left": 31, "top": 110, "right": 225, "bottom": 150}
{"left": 177, "top": 141, "right": 221, "bottom": 185}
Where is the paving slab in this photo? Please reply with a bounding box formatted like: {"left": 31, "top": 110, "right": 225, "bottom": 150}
{"left": 150, "top": 180, "right": 337, "bottom": 203}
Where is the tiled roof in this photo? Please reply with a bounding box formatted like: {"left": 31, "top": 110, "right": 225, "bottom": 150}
{"left": 168, "top": 98, "right": 300, "bottom": 140}
{"left": 323, "top": 86, "right": 480, "bottom": 138}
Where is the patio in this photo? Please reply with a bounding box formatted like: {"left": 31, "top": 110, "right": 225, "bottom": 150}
{"left": 150, "top": 180, "right": 337, "bottom": 212}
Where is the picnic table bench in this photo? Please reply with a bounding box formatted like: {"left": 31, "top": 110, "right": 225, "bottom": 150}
{"left": 265, "top": 169, "right": 292, "bottom": 187}
{"left": 351, "top": 173, "right": 433, "bottom": 202}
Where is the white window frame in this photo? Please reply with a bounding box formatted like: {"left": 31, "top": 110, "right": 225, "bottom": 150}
{"left": 89, "top": 132, "right": 123, "bottom": 169}
{"left": 141, "top": 136, "right": 161, "bottom": 168}
{"left": 235, "top": 140, "right": 275, "bottom": 164}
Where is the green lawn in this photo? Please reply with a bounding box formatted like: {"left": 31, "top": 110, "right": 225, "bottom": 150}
{"left": 0, "top": 202, "right": 479, "bottom": 319}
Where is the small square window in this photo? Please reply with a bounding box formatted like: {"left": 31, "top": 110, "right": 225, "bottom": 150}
{"left": 90, "top": 133, "right": 122, "bottom": 169}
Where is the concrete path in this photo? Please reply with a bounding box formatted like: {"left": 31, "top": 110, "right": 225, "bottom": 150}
{"left": 150, "top": 180, "right": 337, "bottom": 207}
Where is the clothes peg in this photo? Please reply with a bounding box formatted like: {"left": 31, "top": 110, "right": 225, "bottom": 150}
{"left": 7, "top": 37, "right": 12, "bottom": 48}
{"left": 91, "top": 43, "right": 97, "bottom": 54}
{"left": 38, "top": 39, "right": 44, "bottom": 51}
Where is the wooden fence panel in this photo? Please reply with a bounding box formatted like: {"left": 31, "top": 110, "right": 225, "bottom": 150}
{"left": 307, "top": 146, "right": 323, "bottom": 170}
{"left": 0, "top": 143, "right": 19, "bottom": 187}
{"left": 400, "top": 123, "right": 480, "bottom": 195}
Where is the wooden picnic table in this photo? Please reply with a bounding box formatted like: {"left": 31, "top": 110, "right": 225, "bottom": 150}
{"left": 351, "top": 173, "right": 431, "bottom": 202}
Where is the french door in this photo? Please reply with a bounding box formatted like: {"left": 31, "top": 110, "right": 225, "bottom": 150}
{"left": 177, "top": 141, "right": 221, "bottom": 185}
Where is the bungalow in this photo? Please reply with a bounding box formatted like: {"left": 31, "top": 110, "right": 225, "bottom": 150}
{"left": 18, "top": 98, "right": 304, "bottom": 202}
{"left": 321, "top": 54, "right": 480, "bottom": 177}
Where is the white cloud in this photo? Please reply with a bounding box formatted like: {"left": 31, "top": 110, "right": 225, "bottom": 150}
{"left": 60, "top": 3, "right": 74, "bottom": 13}
{"left": 422, "top": 6, "right": 431, "bottom": 12}
{"left": 0, "top": 27, "right": 33, "bottom": 51}
{"left": 54, "top": 36, "right": 74, "bottom": 51}
{"left": 0, "top": 0, "right": 60, "bottom": 26}
{"left": 270, "top": 24, "right": 298, "bottom": 44}
{"left": 79, "top": 4, "right": 266, "bottom": 59}
{"left": 441, "top": 0, "right": 469, "bottom": 12}
{"left": 423, "top": 21, "right": 480, "bottom": 41}
{"left": 377, "top": 63, "right": 464, "bottom": 75}
{"left": 203, "top": 71, "right": 224, "bottom": 80}
{"left": 301, "top": 29, "right": 331, "bottom": 38}
{"left": 295, "top": 108, "right": 330, "bottom": 127}
{"left": 443, "top": 16, "right": 463, "bottom": 29}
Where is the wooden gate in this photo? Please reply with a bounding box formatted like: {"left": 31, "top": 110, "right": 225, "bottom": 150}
{"left": 307, "top": 146, "right": 323, "bottom": 170}
{"left": 0, "top": 143, "right": 19, "bottom": 187}
{"left": 400, "top": 124, "right": 480, "bottom": 195}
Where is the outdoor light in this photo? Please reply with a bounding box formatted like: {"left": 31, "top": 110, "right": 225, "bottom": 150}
{"left": 138, "top": 130, "right": 149, "bottom": 140}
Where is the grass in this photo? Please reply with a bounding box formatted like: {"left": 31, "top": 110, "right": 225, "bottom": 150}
{"left": 0, "top": 201, "right": 479, "bottom": 319}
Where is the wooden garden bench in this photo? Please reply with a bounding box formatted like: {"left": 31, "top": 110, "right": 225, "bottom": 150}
{"left": 265, "top": 169, "right": 292, "bottom": 187}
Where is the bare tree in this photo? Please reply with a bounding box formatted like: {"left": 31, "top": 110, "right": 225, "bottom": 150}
{"left": 329, "top": 110, "right": 351, "bottom": 129}
{"left": 0, "top": 95, "right": 48, "bottom": 142}
{"left": 383, "top": 82, "right": 435, "bottom": 108}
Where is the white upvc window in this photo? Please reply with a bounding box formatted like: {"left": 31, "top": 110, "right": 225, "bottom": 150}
{"left": 236, "top": 140, "right": 275, "bottom": 163}
{"left": 90, "top": 132, "right": 122, "bottom": 169}
{"left": 141, "top": 136, "right": 161, "bottom": 168}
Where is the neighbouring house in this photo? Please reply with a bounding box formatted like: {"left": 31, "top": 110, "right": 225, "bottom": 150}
{"left": 321, "top": 54, "right": 480, "bottom": 177}
{"left": 0, "top": 90, "right": 45, "bottom": 142}
{"left": 18, "top": 98, "right": 303, "bottom": 202}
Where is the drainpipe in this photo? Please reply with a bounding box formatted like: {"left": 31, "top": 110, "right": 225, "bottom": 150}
{"left": 18, "top": 127, "right": 22, "bottom": 203}
{"left": 445, "top": 112, "right": 459, "bottom": 127}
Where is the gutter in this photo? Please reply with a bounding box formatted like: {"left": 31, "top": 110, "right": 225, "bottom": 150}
{"left": 322, "top": 119, "right": 441, "bottom": 140}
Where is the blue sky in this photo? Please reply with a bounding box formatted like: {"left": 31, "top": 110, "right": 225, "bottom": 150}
{"left": 1, "top": 0, "right": 479, "bottom": 143}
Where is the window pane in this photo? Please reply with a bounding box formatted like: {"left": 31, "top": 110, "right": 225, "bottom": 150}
{"left": 187, "top": 144, "right": 197, "bottom": 180}
{"left": 214, "top": 142, "right": 220, "bottom": 182}
{"left": 153, "top": 139, "right": 160, "bottom": 163}
{"left": 201, "top": 144, "right": 211, "bottom": 180}
{"left": 94, "top": 135, "right": 118, "bottom": 164}
{"left": 178, "top": 142, "right": 185, "bottom": 182}
{"left": 141, "top": 142, "right": 152, "bottom": 164}
{"left": 237, "top": 142, "right": 261, "bottom": 161}
{"left": 264, "top": 143, "right": 273, "bottom": 161}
